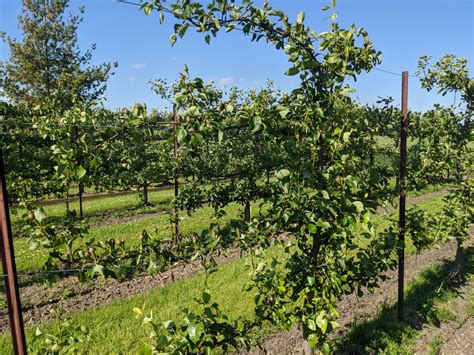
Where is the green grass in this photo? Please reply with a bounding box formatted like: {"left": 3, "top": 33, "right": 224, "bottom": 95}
{"left": 428, "top": 335, "right": 443, "bottom": 355}
{"left": 10, "top": 187, "right": 175, "bottom": 224}
{"left": 12, "top": 200, "right": 260, "bottom": 273}
{"left": 0, "top": 190, "right": 454, "bottom": 352}
{"left": 1, "top": 247, "right": 278, "bottom": 352}
{"left": 466, "top": 286, "right": 474, "bottom": 317}
{"left": 335, "top": 244, "right": 474, "bottom": 354}
{"left": 10, "top": 184, "right": 449, "bottom": 273}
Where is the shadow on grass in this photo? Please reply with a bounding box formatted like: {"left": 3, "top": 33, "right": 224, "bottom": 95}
{"left": 335, "top": 246, "right": 474, "bottom": 354}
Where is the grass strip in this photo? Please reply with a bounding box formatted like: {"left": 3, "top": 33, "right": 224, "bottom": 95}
{"left": 0, "top": 191, "right": 451, "bottom": 352}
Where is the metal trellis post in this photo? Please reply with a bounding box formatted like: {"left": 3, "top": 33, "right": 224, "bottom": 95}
{"left": 173, "top": 106, "right": 180, "bottom": 242}
{"left": 0, "top": 149, "right": 27, "bottom": 354}
{"left": 398, "top": 71, "right": 409, "bottom": 321}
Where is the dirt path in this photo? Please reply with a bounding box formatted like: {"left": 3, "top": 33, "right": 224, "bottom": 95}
{"left": 441, "top": 317, "right": 474, "bottom": 354}
{"left": 252, "top": 235, "right": 474, "bottom": 354}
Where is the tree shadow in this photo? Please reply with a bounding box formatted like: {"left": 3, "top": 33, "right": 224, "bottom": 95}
{"left": 335, "top": 246, "right": 474, "bottom": 354}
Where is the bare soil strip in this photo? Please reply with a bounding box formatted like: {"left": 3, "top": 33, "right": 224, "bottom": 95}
{"left": 413, "top": 281, "right": 474, "bottom": 355}
{"left": 0, "top": 248, "right": 245, "bottom": 332}
{"left": 251, "top": 235, "right": 474, "bottom": 354}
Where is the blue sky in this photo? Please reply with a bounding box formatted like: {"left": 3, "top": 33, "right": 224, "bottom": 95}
{"left": 1, "top": 0, "right": 473, "bottom": 111}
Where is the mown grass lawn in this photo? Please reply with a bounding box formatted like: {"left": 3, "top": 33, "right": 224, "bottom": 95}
{"left": 11, "top": 199, "right": 260, "bottom": 272}
{"left": 0, "top": 191, "right": 451, "bottom": 352}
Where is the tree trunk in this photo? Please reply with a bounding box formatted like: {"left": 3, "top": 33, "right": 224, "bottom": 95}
{"left": 143, "top": 181, "right": 148, "bottom": 205}
{"left": 451, "top": 241, "right": 463, "bottom": 276}
{"left": 67, "top": 240, "right": 74, "bottom": 264}
{"left": 244, "top": 200, "right": 251, "bottom": 222}
{"left": 65, "top": 189, "right": 70, "bottom": 216}
{"left": 78, "top": 182, "right": 84, "bottom": 218}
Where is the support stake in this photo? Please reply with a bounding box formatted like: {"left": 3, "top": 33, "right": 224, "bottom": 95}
{"left": 173, "top": 106, "right": 180, "bottom": 242}
{"left": 0, "top": 149, "right": 26, "bottom": 354}
{"left": 398, "top": 71, "right": 409, "bottom": 321}
{"left": 74, "top": 125, "right": 84, "bottom": 218}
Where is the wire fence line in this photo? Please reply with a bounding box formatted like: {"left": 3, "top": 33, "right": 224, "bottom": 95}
{"left": 373, "top": 67, "right": 420, "bottom": 78}
{"left": 0, "top": 120, "right": 176, "bottom": 130}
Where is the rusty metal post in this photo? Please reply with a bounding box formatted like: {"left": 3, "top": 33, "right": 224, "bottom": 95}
{"left": 398, "top": 71, "right": 409, "bottom": 321}
{"left": 172, "top": 106, "right": 180, "bottom": 242}
{"left": 0, "top": 149, "right": 27, "bottom": 354}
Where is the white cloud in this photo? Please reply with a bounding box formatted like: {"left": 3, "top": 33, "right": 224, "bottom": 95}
{"left": 218, "top": 76, "right": 235, "bottom": 87}
{"left": 218, "top": 77, "right": 246, "bottom": 87}
{"left": 128, "top": 76, "right": 136, "bottom": 82}
{"left": 130, "top": 63, "right": 147, "bottom": 70}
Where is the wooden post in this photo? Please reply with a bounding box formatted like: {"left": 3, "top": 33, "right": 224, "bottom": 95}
{"left": 173, "top": 106, "right": 180, "bottom": 242}
{"left": 0, "top": 149, "right": 27, "bottom": 354}
{"left": 398, "top": 71, "right": 409, "bottom": 321}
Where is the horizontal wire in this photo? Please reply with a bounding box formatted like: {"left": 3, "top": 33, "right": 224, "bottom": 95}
{"left": 373, "top": 67, "right": 420, "bottom": 79}
{"left": 0, "top": 121, "right": 176, "bottom": 129}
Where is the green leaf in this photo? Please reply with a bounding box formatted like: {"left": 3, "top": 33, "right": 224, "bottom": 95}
{"left": 316, "top": 311, "right": 328, "bottom": 334}
{"left": 307, "top": 223, "right": 317, "bottom": 234}
{"left": 75, "top": 165, "right": 87, "bottom": 179}
{"left": 185, "top": 105, "right": 200, "bottom": 117}
{"left": 251, "top": 116, "right": 262, "bottom": 133}
{"left": 225, "top": 103, "right": 234, "bottom": 112}
{"left": 343, "top": 131, "right": 351, "bottom": 142}
{"left": 322, "top": 5, "right": 330, "bottom": 11}
{"left": 132, "top": 307, "right": 143, "bottom": 318}
{"left": 275, "top": 169, "right": 290, "bottom": 179}
{"left": 188, "top": 322, "right": 203, "bottom": 343}
{"left": 307, "top": 319, "right": 316, "bottom": 331}
{"left": 92, "top": 264, "right": 105, "bottom": 278}
{"left": 170, "top": 34, "right": 177, "bottom": 46}
{"left": 321, "top": 190, "right": 329, "bottom": 199}
{"left": 155, "top": 335, "right": 170, "bottom": 348}
{"left": 212, "top": 17, "right": 221, "bottom": 30}
{"left": 353, "top": 201, "right": 364, "bottom": 213}
{"left": 296, "top": 11, "right": 305, "bottom": 24}
{"left": 159, "top": 12, "right": 164, "bottom": 24}
{"left": 286, "top": 67, "right": 299, "bottom": 76}
{"left": 29, "top": 240, "right": 40, "bottom": 251}
{"left": 34, "top": 207, "right": 47, "bottom": 223}
{"left": 177, "top": 128, "right": 187, "bottom": 142}
{"left": 277, "top": 106, "right": 290, "bottom": 118}
{"left": 326, "top": 54, "right": 341, "bottom": 64}
{"left": 315, "top": 220, "right": 331, "bottom": 229}
{"left": 162, "top": 320, "right": 175, "bottom": 330}
{"left": 307, "top": 333, "right": 318, "bottom": 348}
{"left": 202, "top": 289, "right": 211, "bottom": 304}
{"left": 143, "top": 3, "right": 153, "bottom": 16}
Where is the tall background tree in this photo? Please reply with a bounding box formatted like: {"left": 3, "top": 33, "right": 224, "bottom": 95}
{"left": 0, "top": 0, "right": 117, "bottom": 111}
